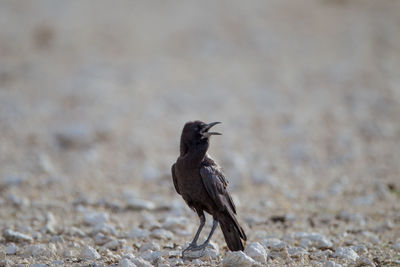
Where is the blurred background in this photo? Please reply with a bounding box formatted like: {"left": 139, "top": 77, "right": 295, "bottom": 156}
{"left": 0, "top": 0, "right": 399, "bottom": 264}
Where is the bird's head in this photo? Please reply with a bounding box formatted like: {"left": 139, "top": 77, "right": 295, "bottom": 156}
{"left": 180, "top": 121, "right": 221, "bottom": 155}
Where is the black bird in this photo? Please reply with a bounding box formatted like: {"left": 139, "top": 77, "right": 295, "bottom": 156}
{"left": 171, "top": 121, "right": 247, "bottom": 257}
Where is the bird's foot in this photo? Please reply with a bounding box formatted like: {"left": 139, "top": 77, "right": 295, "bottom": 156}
{"left": 181, "top": 242, "right": 209, "bottom": 258}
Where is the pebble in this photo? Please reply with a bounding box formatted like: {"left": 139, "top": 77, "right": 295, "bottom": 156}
{"left": 131, "top": 257, "right": 153, "bottom": 267}
{"left": 323, "top": 260, "right": 342, "bottom": 267}
{"left": 261, "top": 238, "right": 286, "bottom": 250}
{"left": 0, "top": 175, "right": 26, "bottom": 188}
{"left": 140, "top": 250, "right": 161, "bottom": 263}
{"left": 119, "top": 258, "right": 137, "bottom": 267}
{"left": 24, "top": 244, "right": 54, "bottom": 257}
{"left": 127, "top": 227, "right": 150, "bottom": 239}
{"left": 30, "top": 264, "right": 48, "bottom": 267}
{"left": 244, "top": 242, "right": 267, "bottom": 263}
{"left": 222, "top": 251, "right": 259, "bottom": 267}
{"left": 150, "top": 229, "right": 173, "bottom": 240}
{"left": 140, "top": 241, "right": 161, "bottom": 252}
{"left": 356, "top": 257, "right": 376, "bottom": 266}
{"left": 126, "top": 198, "right": 155, "bottom": 210}
{"left": 55, "top": 123, "right": 94, "bottom": 149}
{"left": 392, "top": 240, "right": 400, "bottom": 251}
{"left": 65, "top": 226, "right": 86, "bottom": 237}
{"left": 103, "top": 239, "right": 121, "bottom": 250}
{"left": 294, "top": 232, "right": 333, "bottom": 249}
{"left": 3, "top": 229, "right": 33, "bottom": 243}
{"left": 333, "top": 247, "right": 359, "bottom": 261}
{"left": 80, "top": 245, "right": 101, "bottom": 260}
{"left": 84, "top": 212, "right": 109, "bottom": 226}
{"left": 92, "top": 223, "right": 117, "bottom": 235}
{"left": 5, "top": 243, "right": 18, "bottom": 255}
{"left": 288, "top": 247, "right": 309, "bottom": 258}
{"left": 94, "top": 232, "right": 112, "bottom": 245}
{"left": 161, "top": 216, "right": 188, "bottom": 230}
{"left": 51, "top": 260, "right": 64, "bottom": 266}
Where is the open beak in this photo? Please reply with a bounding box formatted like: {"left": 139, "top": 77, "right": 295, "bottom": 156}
{"left": 201, "top": 122, "right": 222, "bottom": 138}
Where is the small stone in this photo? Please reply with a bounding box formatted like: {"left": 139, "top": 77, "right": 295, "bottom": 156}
{"left": 84, "top": 212, "right": 109, "bottom": 226}
{"left": 150, "top": 229, "right": 173, "bottom": 240}
{"left": 1, "top": 175, "right": 25, "bottom": 188}
{"left": 323, "top": 260, "right": 342, "bottom": 267}
{"left": 51, "top": 260, "right": 64, "bottom": 266}
{"left": 222, "top": 251, "right": 259, "bottom": 267}
{"left": 24, "top": 244, "right": 52, "bottom": 257}
{"left": 92, "top": 223, "right": 117, "bottom": 235}
{"left": 356, "top": 257, "right": 376, "bottom": 266}
{"left": 393, "top": 241, "right": 400, "bottom": 251}
{"left": 333, "top": 247, "right": 359, "bottom": 261}
{"left": 128, "top": 227, "right": 150, "bottom": 239}
{"left": 244, "top": 242, "right": 267, "bottom": 263}
{"left": 103, "top": 239, "right": 121, "bottom": 250}
{"left": 66, "top": 226, "right": 86, "bottom": 237}
{"left": 131, "top": 257, "right": 152, "bottom": 267}
{"left": 119, "top": 258, "right": 137, "bottom": 267}
{"left": 183, "top": 241, "right": 219, "bottom": 260}
{"left": 94, "top": 233, "right": 112, "bottom": 245}
{"left": 162, "top": 216, "right": 188, "bottom": 230}
{"left": 350, "top": 244, "right": 368, "bottom": 254}
{"left": 3, "top": 229, "right": 33, "bottom": 243}
{"left": 30, "top": 264, "right": 48, "bottom": 267}
{"left": 261, "top": 238, "right": 286, "bottom": 250}
{"left": 80, "top": 245, "right": 101, "bottom": 260}
{"left": 294, "top": 232, "right": 333, "bottom": 249}
{"left": 140, "top": 241, "right": 161, "bottom": 252}
{"left": 126, "top": 198, "right": 155, "bottom": 210}
{"left": 5, "top": 243, "right": 18, "bottom": 255}
{"left": 288, "top": 247, "right": 309, "bottom": 258}
{"left": 140, "top": 250, "right": 161, "bottom": 264}
{"left": 49, "top": 235, "right": 64, "bottom": 243}
{"left": 353, "top": 195, "right": 375, "bottom": 206}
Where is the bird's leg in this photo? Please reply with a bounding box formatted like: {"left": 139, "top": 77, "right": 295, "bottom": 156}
{"left": 192, "top": 219, "right": 219, "bottom": 250}
{"left": 182, "top": 218, "right": 219, "bottom": 259}
{"left": 182, "top": 213, "right": 205, "bottom": 255}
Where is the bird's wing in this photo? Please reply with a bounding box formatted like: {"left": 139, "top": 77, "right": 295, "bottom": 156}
{"left": 171, "top": 164, "right": 181, "bottom": 195}
{"left": 200, "top": 164, "right": 237, "bottom": 214}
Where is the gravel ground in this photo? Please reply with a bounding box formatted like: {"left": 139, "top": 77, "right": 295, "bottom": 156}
{"left": 1, "top": 1, "right": 400, "bottom": 266}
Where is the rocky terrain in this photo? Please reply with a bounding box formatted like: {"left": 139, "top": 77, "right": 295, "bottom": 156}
{"left": 1, "top": 1, "right": 400, "bottom": 266}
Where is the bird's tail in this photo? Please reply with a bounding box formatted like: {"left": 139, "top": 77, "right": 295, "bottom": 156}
{"left": 219, "top": 211, "right": 247, "bottom": 251}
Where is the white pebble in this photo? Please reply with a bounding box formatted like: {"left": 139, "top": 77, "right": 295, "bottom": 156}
{"left": 392, "top": 241, "right": 400, "bottom": 251}
{"left": 80, "top": 245, "right": 101, "bottom": 260}
{"left": 245, "top": 242, "right": 267, "bottom": 263}
{"left": 162, "top": 216, "right": 188, "bottom": 230}
{"left": 93, "top": 232, "right": 112, "bottom": 245}
{"left": 333, "top": 247, "right": 359, "bottom": 261}
{"left": 261, "top": 238, "right": 286, "bottom": 250}
{"left": 128, "top": 227, "right": 150, "bottom": 239}
{"left": 3, "top": 229, "right": 33, "bottom": 243}
{"left": 222, "top": 251, "right": 259, "bottom": 267}
{"left": 5, "top": 243, "right": 18, "bottom": 255}
{"left": 131, "top": 257, "right": 153, "bottom": 267}
{"left": 323, "top": 260, "right": 342, "bottom": 267}
{"left": 126, "top": 198, "right": 155, "bottom": 210}
{"left": 119, "top": 258, "right": 137, "bottom": 267}
{"left": 294, "top": 232, "right": 333, "bottom": 249}
{"left": 150, "top": 229, "right": 173, "bottom": 240}
{"left": 103, "top": 239, "right": 121, "bottom": 250}
{"left": 84, "top": 212, "right": 109, "bottom": 226}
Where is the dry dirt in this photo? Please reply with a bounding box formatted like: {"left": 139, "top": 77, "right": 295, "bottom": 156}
{"left": 1, "top": 1, "right": 400, "bottom": 266}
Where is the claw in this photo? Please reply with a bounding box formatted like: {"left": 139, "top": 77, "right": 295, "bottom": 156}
{"left": 181, "top": 242, "right": 208, "bottom": 258}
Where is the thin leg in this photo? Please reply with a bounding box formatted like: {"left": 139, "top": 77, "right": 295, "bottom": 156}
{"left": 182, "top": 214, "right": 205, "bottom": 254}
{"left": 194, "top": 219, "right": 219, "bottom": 250}
{"left": 182, "top": 219, "right": 219, "bottom": 258}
